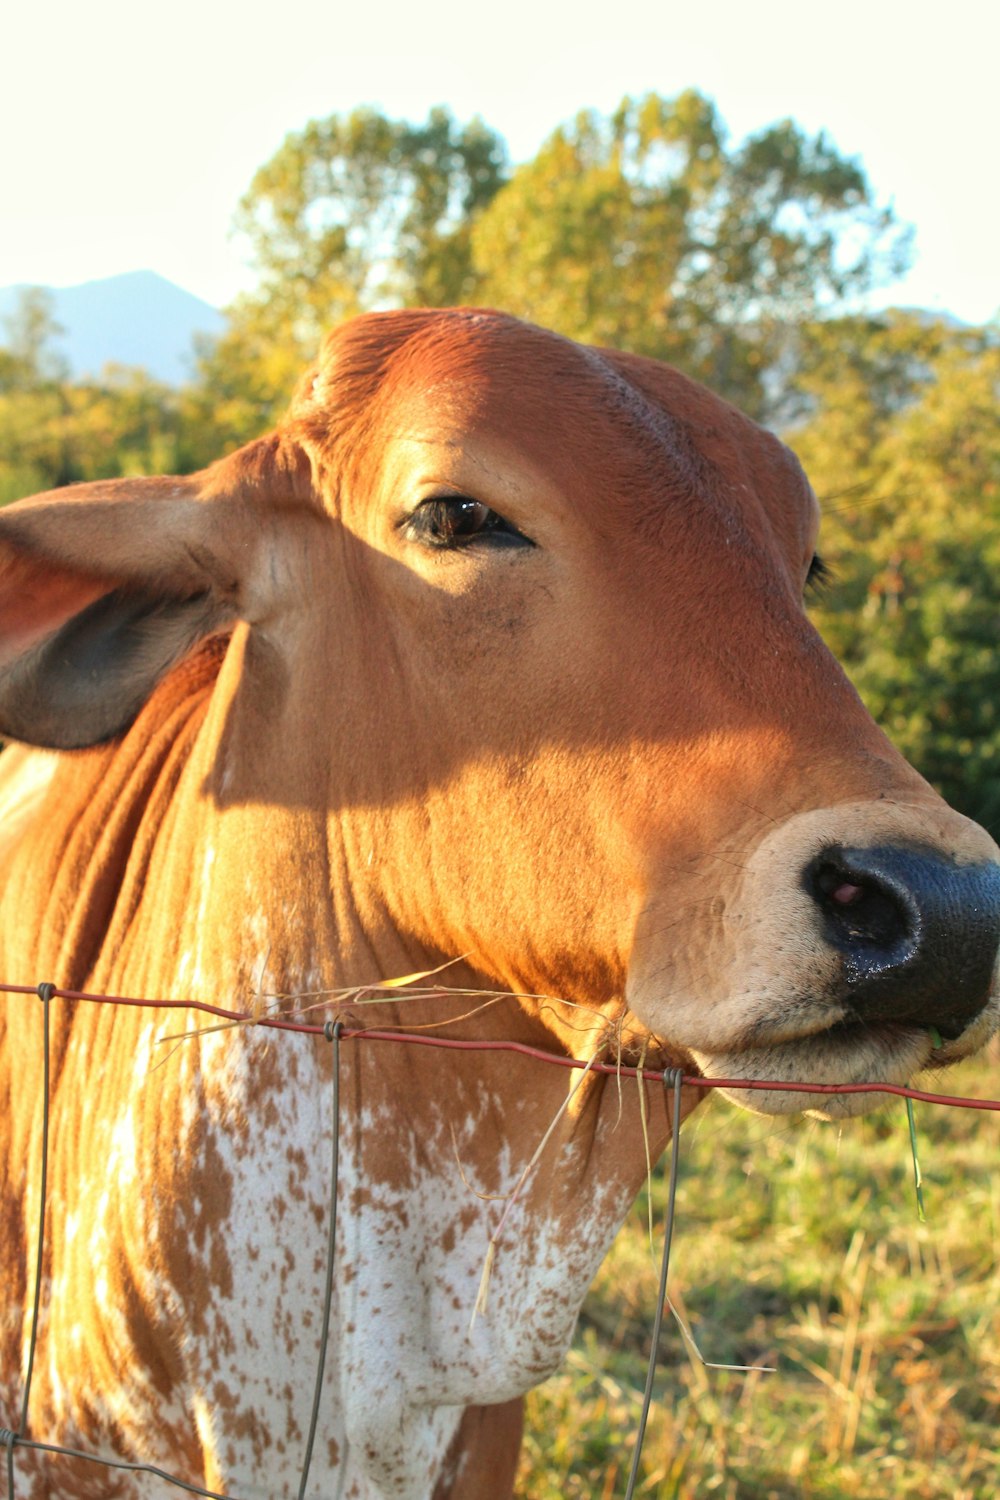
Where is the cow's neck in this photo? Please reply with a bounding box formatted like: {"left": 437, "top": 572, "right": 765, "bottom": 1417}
{"left": 0, "top": 638, "right": 697, "bottom": 1466}
{"left": 2, "top": 637, "right": 613, "bottom": 1035}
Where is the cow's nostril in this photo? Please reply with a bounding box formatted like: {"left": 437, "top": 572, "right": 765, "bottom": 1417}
{"left": 809, "top": 854, "right": 914, "bottom": 952}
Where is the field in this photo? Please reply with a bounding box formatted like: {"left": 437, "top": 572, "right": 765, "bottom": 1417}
{"left": 519, "top": 1048, "right": 1000, "bottom": 1499}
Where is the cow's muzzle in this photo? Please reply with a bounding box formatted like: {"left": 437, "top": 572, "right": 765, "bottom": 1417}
{"left": 806, "top": 843, "right": 1000, "bottom": 1039}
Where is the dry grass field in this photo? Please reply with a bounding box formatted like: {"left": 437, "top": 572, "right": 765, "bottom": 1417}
{"left": 519, "top": 1048, "right": 1000, "bottom": 1499}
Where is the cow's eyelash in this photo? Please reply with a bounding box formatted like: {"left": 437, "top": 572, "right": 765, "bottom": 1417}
{"left": 806, "top": 554, "right": 832, "bottom": 595}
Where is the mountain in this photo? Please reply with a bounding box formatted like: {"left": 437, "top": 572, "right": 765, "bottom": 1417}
{"left": 0, "top": 271, "right": 226, "bottom": 385}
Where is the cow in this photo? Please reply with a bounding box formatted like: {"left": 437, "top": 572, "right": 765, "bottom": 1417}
{"left": 1, "top": 307, "right": 998, "bottom": 1500}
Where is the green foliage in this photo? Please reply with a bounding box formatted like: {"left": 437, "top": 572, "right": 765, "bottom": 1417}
{"left": 175, "top": 316, "right": 302, "bottom": 470}
{"left": 1, "top": 285, "right": 69, "bottom": 385}
{"left": 792, "top": 316, "right": 1000, "bottom": 832}
{"left": 0, "top": 288, "right": 189, "bottom": 504}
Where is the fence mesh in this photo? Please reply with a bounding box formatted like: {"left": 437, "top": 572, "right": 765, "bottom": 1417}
{"left": 3, "top": 979, "right": 999, "bottom": 1497}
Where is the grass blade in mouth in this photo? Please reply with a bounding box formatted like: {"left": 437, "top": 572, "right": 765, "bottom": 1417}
{"left": 906, "top": 1096, "right": 927, "bottom": 1222}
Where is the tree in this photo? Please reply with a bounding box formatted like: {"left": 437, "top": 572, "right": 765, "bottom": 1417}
{"left": 0, "top": 292, "right": 186, "bottom": 505}
{"left": 177, "top": 315, "right": 304, "bottom": 469}
{"left": 191, "top": 93, "right": 907, "bottom": 444}
{"left": 236, "top": 104, "right": 506, "bottom": 319}
{"left": 793, "top": 316, "right": 1000, "bottom": 831}
{"left": 469, "top": 91, "right": 909, "bottom": 418}
{"left": 0, "top": 288, "right": 76, "bottom": 497}
{"left": 1, "top": 287, "right": 68, "bottom": 388}
{"left": 197, "top": 104, "right": 509, "bottom": 437}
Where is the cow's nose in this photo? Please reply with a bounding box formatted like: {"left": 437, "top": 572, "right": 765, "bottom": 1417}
{"left": 805, "top": 844, "right": 1000, "bottom": 1039}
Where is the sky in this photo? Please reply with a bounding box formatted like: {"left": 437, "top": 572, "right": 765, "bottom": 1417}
{"left": 2, "top": 0, "right": 997, "bottom": 324}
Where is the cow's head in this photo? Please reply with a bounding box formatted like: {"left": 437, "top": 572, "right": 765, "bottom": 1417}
{"left": 0, "top": 308, "right": 997, "bottom": 1117}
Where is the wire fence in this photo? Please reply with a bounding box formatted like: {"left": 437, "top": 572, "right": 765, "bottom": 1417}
{"left": 3, "top": 978, "right": 1000, "bottom": 1500}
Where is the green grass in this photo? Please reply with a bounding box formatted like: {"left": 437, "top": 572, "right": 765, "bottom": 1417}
{"left": 519, "top": 1048, "right": 1000, "bottom": 1498}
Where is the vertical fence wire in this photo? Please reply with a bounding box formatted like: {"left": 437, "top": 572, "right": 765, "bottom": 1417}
{"left": 623, "top": 1067, "right": 685, "bottom": 1500}
{"left": 5, "top": 983, "right": 54, "bottom": 1498}
{"left": 19, "top": 982, "right": 53, "bottom": 1441}
{"left": 3, "top": 982, "right": 244, "bottom": 1499}
{"left": 296, "top": 1021, "right": 343, "bottom": 1500}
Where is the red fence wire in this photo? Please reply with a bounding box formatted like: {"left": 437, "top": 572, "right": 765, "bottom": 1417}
{"left": 2, "top": 979, "right": 999, "bottom": 1110}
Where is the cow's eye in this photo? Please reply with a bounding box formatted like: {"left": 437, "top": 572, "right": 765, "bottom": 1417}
{"left": 805, "top": 553, "right": 831, "bottom": 596}
{"left": 406, "top": 496, "right": 534, "bottom": 550}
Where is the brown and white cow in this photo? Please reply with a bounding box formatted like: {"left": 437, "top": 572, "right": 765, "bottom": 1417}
{"left": 1, "top": 308, "right": 998, "bottom": 1499}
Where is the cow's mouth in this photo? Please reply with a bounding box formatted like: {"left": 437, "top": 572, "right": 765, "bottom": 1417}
{"left": 690, "top": 1005, "right": 995, "bottom": 1121}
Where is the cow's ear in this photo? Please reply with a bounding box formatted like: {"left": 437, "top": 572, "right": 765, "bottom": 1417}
{"left": 0, "top": 438, "right": 319, "bottom": 749}
{"left": 0, "top": 505, "right": 238, "bottom": 749}
{"left": 0, "top": 439, "right": 317, "bottom": 749}
{"left": 0, "top": 552, "right": 233, "bottom": 748}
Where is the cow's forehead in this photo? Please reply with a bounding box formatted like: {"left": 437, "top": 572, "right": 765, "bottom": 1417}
{"left": 365, "top": 321, "right": 713, "bottom": 481}
{"left": 294, "top": 310, "right": 818, "bottom": 557}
